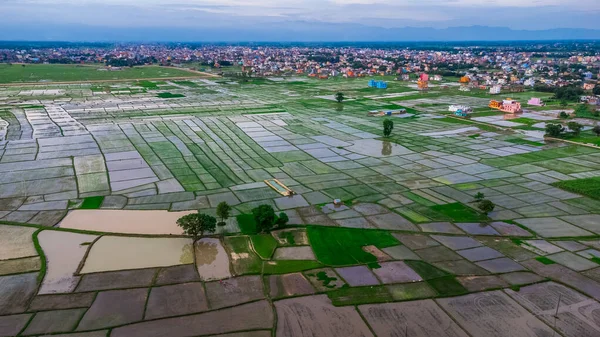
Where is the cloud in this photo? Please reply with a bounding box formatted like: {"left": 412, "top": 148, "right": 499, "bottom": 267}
{"left": 0, "top": 0, "right": 598, "bottom": 30}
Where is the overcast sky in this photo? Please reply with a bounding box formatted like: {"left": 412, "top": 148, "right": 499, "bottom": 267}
{"left": 2, "top": 0, "right": 599, "bottom": 30}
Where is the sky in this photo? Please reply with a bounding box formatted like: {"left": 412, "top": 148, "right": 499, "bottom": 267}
{"left": 2, "top": 0, "right": 600, "bottom": 30}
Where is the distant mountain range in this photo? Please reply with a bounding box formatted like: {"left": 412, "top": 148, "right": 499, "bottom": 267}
{"left": 2, "top": 23, "right": 600, "bottom": 42}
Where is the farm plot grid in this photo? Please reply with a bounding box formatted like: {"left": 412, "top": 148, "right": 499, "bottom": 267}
{"left": 1, "top": 77, "right": 600, "bottom": 234}
{"left": 2, "top": 75, "right": 600, "bottom": 337}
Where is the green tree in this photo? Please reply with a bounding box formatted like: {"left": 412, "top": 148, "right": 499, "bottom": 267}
{"left": 335, "top": 92, "right": 345, "bottom": 103}
{"left": 559, "top": 111, "right": 569, "bottom": 119}
{"left": 277, "top": 212, "right": 289, "bottom": 228}
{"left": 574, "top": 104, "right": 590, "bottom": 117}
{"left": 216, "top": 201, "right": 231, "bottom": 226}
{"left": 545, "top": 123, "right": 565, "bottom": 137}
{"left": 478, "top": 200, "right": 496, "bottom": 215}
{"left": 567, "top": 121, "right": 583, "bottom": 136}
{"left": 252, "top": 204, "right": 276, "bottom": 233}
{"left": 474, "top": 192, "right": 485, "bottom": 202}
{"left": 177, "top": 213, "right": 217, "bottom": 240}
{"left": 594, "top": 86, "right": 600, "bottom": 95}
{"left": 560, "top": 100, "right": 568, "bottom": 108}
{"left": 197, "top": 213, "right": 217, "bottom": 237}
{"left": 383, "top": 119, "right": 394, "bottom": 137}
{"left": 593, "top": 125, "right": 600, "bottom": 137}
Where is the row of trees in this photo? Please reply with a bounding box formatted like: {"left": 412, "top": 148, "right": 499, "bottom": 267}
{"left": 546, "top": 121, "right": 600, "bottom": 138}
{"left": 177, "top": 202, "right": 288, "bottom": 241}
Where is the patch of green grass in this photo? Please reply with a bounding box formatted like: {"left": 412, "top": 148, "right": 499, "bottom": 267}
{"left": 568, "top": 131, "right": 600, "bottom": 146}
{"left": 510, "top": 285, "right": 521, "bottom": 292}
{"left": 327, "top": 285, "right": 392, "bottom": 306}
{"left": 405, "top": 260, "right": 449, "bottom": 280}
{"left": 250, "top": 234, "right": 278, "bottom": 259}
{"left": 316, "top": 271, "right": 338, "bottom": 288}
{"left": 505, "top": 138, "right": 545, "bottom": 147}
{"left": 262, "top": 260, "right": 323, "bottom": 274}
{"left": 224, "top": 236, "right": 262, "bottom": 274}
{"left": 509, "top": 117, "right": 541, "bottom": 126}
{"left": 535, "top": 256, "right": 556, "bottom": 265}
{"left": 468, "top": 134, "right": 481, "bottom": 139}
{"left": 283, "top": 232, "right": 296, "bottom": 245}
{"left": 137, "top": 80, "right": 158, "bottom": 88}
{"left": 511, "top": 238, "right": 524, "bottom": 246}
{"left": 590, "top": 257, "right": 600, "bottom": 265}
{"left": 19, "top": 105, "right": 45, "bottom": 109}
{"left": 436, "top": 117, "right": 500, "bottom": 132}
{"left": 402, "top": 192, "right": 436, "bottom": 207}
{"left": 80, "top": 196, "right": 105, "bottom": 209}
{"left": 552, "top": 177, "right": 600, "bottom": 200}
{"left": 307, "top": 226, "right": 400, "bottom": 266}
{"left": 0, "top": 64, "right": 200, "bottom": 83}
{"left": 157, "top": 92, "right": 185, "bottom": 99}
{"left": 173, "top": 80, "right": 199, "bottom": 87}
{"left": 236, "top": 214, "right": 258, "bottom": 235}
{"left": 32, "top": 229, "right": 46, "bottom": 283}
{"left": 427, "top": 276, "right": 468, "bottom": 296}
{"left": 430, "top": 203, "right": 489, "bottom": 222}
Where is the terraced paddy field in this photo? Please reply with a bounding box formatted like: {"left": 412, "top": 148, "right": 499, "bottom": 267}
{"left": 1, "top": 73, "right": 600, "bottom": 336}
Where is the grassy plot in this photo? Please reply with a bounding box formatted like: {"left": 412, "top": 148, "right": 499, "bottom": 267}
{"left": 435, "top": 117, "right": 500, "bottom": 132}
{"left": 568, "top": 131, "right": 600, "bottom": 146}
{"left": 405, "top": 260, "right": 449, "bottom": 280}
{"left": 236, "top": 214, "right": 258, "bottom": 234}
{"left": 250, "top": 234, "right": 278, "bottom": 259}
{"left": 535, "top": 256, "right": 556, "bottom": 265}
{"left": 505, "top": 138, "right": 545, "bottom": 147}
{"left": 307, "top": 226, "right": 400, "bottom": 266}
{"left": 262, "top": 260, "right": 323, "bottom": 275}
{"left": 80, "top": 196, "right": 105, "bottom": 209}
{"left": 552, "top": 177, "right": 600, "bottom": 200}
{"left": 327, "top": 286, "right": 392, "bottom": 306}
{"left": 0, "top": 64, "right": 199, "bottom": 83}
{"left": 426, "top": 276, "right": 468, "bottom": 297}
{"left": 223, "top": 236, "right": 262, "bottom": 275}
{"left": 430, "top": 203, "right": 489, "bottom": 222}
{"left": 482, "top": 145, "right": 597, "bottom": 168}
{"left": 157, "top": 92, "right": 185, "bottom": 99}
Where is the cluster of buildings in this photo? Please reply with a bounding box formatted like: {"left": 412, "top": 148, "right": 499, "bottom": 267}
{"left": 1, "top": 43, "right": 599, "bottom": 90}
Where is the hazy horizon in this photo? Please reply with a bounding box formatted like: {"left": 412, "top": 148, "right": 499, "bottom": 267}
{"left": 1, "top": 0, "right": 599, "bottom": 42}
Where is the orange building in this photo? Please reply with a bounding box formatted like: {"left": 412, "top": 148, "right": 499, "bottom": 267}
{"left": 417, "top": 79, "right": 429, "bottom": 90}
{"left": 460, "top": 76, "right": 470, "bottom": 83}
{"left": 489, "top": 100, "right": 502, "bottom": 109}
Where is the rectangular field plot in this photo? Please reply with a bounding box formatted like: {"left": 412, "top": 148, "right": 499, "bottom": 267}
{"left": 436, "top": 291, "right": 555, "bottom": 337}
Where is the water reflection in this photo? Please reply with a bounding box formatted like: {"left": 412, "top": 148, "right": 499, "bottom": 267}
{"left": 382, "top": 141, "right": 392, "bottom": 156}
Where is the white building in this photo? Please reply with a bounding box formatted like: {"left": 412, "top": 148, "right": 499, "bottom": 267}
{"left": 524, "top": 78, "right": 535, "bottom": 87}
{"left": 449, "top": 105, "right": 472, "bottom": 112}
{"left": 490, "top": 85, "right": 502, "bottom": 95}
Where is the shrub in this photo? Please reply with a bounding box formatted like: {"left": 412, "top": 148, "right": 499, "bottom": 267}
{"left": 252, "top": 204, "right": 277, "bottom": 233}
{"left": 478, "top": 199, "right": 496, "bottom": 215}
{"left": 383, "top": 119, "right": 394, "bottom": 137}
{"left": 474, "top": 192, "right": 485, "bottom": 202}
{"left": 567, "top": 121, "right": 583, "bottom": 136}
{"left": 545, "top": 123, "right": 565, "bottom": 137}
{"left": 277, "top": 212, "right": 289, "bottom": 227}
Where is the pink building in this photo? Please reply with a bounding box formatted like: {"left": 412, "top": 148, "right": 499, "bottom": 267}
{"left": 502, "top": 99, "right": 522, "bottom": 113}
{"left": 527, "top": 97, "right": 545, "bottom": 106}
